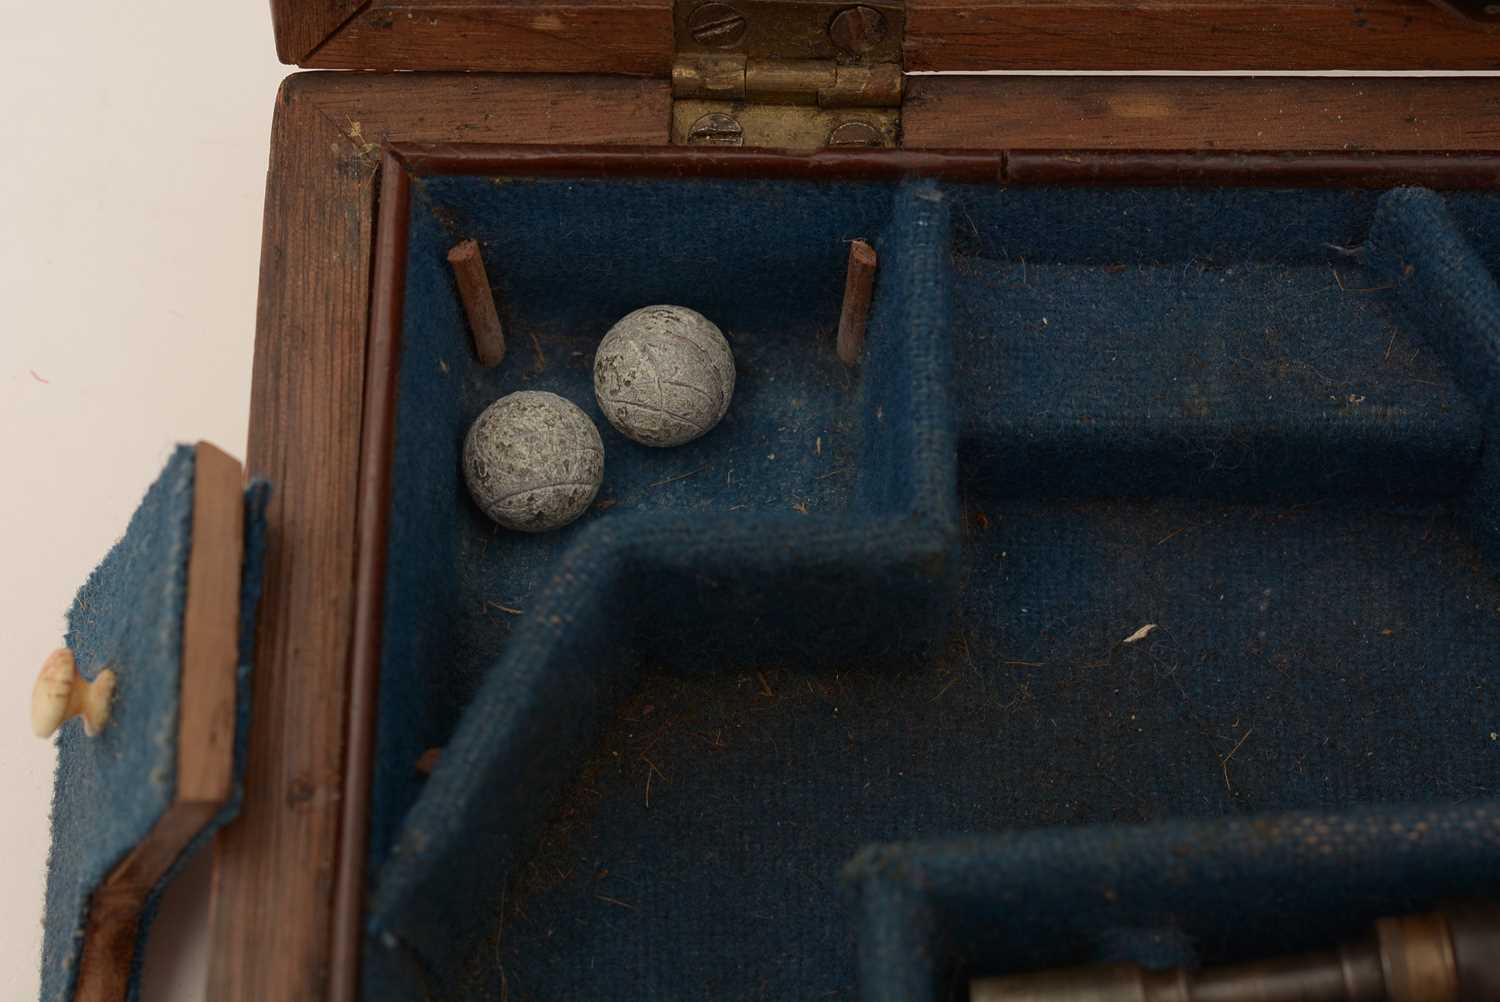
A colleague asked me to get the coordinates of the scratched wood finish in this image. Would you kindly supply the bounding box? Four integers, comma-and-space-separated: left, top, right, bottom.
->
290, 72, 672, 147
904, 75, 1500, 152
206, 76, 378, 1002
289, 0, 1498, 72
207, 72, 671, 1002
77, 442, 244, 1001
904, 0, 1500, 71
304, 0, 674, 73
271, 0, 367, 64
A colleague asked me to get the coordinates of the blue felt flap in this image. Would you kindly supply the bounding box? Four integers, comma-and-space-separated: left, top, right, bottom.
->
39, 446, 271, 1002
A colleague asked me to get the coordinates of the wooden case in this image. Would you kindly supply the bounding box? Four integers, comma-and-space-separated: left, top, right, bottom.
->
120, 3, 1500, 1002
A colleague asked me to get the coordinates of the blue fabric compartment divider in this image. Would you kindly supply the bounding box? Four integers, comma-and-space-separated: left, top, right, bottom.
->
365, 183, 959, 1000
843, 185, 1500, 999
361, 176, 1500, 1001
1367, 187, 1500, 566
846, 801, 1500, 1002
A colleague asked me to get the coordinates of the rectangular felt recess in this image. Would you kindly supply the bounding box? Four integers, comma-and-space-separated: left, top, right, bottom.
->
362, 176, 1500, 1002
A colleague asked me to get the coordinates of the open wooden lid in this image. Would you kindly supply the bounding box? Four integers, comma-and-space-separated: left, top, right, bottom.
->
276, 0, 1500, 74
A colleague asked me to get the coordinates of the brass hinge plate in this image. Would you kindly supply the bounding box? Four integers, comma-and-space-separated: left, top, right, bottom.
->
672, 100, 900, 148
672, 0, 904, 149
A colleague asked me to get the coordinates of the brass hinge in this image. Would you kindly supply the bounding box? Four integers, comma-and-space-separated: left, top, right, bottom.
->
671, 1, 904, 149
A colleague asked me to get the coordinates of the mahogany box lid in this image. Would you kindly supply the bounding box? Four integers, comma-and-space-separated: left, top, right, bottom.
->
274, 0, 1500, 74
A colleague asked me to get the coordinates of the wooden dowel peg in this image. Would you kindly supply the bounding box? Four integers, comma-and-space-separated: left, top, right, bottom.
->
32, 648, 116, 738
837, 239, 878, 367
415, 747, 442, 775
447, 239, 507, 367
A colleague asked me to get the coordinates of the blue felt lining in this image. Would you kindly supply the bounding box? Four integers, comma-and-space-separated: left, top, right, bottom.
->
364, 183, 957, 1000
846, 801, 1500, 1001
950, 186, 1500, 267
40, 452, 270, 1002
953, 256, 1480, 500
360, 177, 1500, 1001
1367, 188, 1500, 569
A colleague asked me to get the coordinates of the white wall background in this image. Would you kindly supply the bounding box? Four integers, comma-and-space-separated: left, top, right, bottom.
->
0, 1, 283, 997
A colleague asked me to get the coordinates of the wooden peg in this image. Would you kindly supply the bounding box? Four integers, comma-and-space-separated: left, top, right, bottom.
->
32, 648, 116, 738
837, 239, 878, 367
447, 239, 507, 367
415, 747, 442, 775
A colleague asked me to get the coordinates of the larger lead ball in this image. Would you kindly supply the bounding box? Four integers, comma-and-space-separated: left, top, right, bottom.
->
593, 305, 736, 447
464, 391, 604, 532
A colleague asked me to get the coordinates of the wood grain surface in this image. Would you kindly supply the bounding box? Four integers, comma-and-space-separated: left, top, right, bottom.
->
904, 75, 1500, 151
289, 72, 672, 147
304, 0, 674, 73
77, 442, 244, 1001
904, 0, 1500, 71
271, 0, 368, 64
207, 77, 378, 1002
176, 444, 246, 806
286, 0, 1499, 73
391, 141, 1500, 188
207, 72, 671, 1002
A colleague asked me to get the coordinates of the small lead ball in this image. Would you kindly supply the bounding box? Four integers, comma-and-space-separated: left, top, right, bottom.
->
594, 305, 736, 447
464, 391, 604, 532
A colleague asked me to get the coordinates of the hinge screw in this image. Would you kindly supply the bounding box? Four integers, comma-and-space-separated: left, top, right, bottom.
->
828, 6, 886, 55
828, 121, 884, 147
688, 2, 748, 47
687, 112, 745, 146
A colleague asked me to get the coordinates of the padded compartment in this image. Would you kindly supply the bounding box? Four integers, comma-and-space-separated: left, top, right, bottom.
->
361, 176, 1500, 1002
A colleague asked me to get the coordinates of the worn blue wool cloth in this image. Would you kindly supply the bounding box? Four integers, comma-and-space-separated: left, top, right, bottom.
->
846, 801, 1500, 1002
365, 183, 957, 1000
1367, 188, 1500, 570
361, 178, 1500, 1001
40, 448, 269, 1002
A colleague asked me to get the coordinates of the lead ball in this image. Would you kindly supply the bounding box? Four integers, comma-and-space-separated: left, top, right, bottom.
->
463, 390, 604, 532
593, 305, 736, 447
